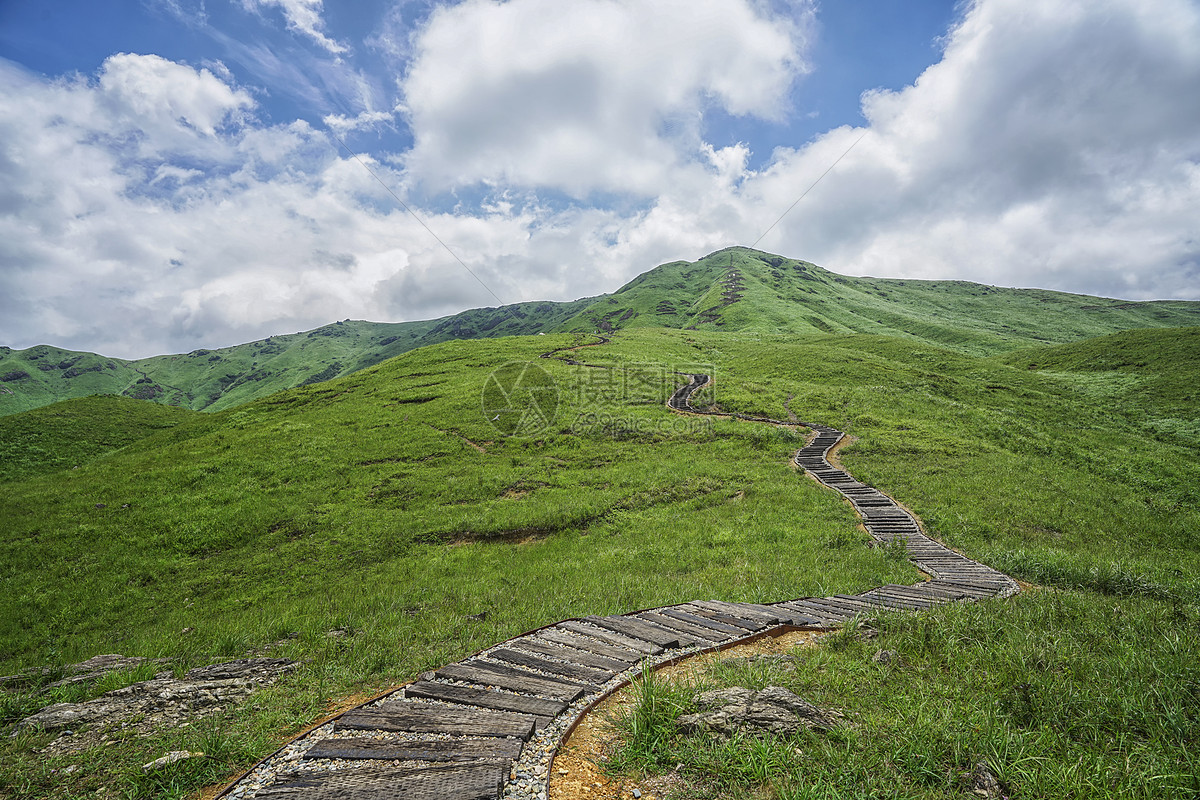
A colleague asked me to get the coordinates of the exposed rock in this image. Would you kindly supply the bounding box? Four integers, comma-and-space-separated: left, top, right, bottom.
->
677, 685, 834, 738
143, 750, 205, 771
966, 760, 1008, 799
13, 658, 298, 753
0, 653, 169, 691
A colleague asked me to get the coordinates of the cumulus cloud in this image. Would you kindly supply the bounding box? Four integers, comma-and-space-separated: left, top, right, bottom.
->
400, 0, 811, 196
2, 0, 1199, 360
744, 0, 1200, 299
242, 0, 348, 54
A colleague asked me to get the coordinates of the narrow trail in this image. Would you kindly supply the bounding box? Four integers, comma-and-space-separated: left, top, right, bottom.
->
218, 340, 1018, 800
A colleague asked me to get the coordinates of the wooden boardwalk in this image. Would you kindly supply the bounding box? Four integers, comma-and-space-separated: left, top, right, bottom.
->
220, 369, 1017, 800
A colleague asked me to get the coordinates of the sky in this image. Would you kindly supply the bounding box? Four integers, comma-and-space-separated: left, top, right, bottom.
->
1, 0, 1198, 359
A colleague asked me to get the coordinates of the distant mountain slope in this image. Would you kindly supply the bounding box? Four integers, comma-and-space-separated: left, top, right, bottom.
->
3, 246, 1198, 417
0, 394, 196, 483
560, 247, 1200, 354
0, 296, 598, 416
1002, 327, 1200, 441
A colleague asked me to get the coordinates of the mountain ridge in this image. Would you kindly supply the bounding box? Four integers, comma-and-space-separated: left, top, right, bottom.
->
4, 246, 1199, 416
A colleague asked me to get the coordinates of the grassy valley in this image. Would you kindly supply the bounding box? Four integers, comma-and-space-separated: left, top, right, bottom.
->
0, 249, 1198, 798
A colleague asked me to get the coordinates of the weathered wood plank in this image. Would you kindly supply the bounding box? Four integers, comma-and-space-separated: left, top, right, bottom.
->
403, 680, 567, 718
678, 603, 764, 631
434, 662, 586, 702
799, 597, 873, 616
536, 629, 644, 662
691, 600, 783, 626
514, 637, 634, 671
336, 703, 535, 739
487, 648, 615, 684
584, 615, 685, 648
304, 736, 523, 763
777, 600, 852, 623
557, 621, 664, 655
257, 761, 504, 800
861, 590, 934, 609
657, 606, 749, 635
636, 611, 724, 643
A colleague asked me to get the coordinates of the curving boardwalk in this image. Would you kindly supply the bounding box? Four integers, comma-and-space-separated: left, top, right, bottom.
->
219, 366, 1017, 800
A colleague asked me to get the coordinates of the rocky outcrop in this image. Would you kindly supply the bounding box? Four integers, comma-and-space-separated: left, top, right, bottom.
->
677, 685, 835, 738
12, 658, 297, 747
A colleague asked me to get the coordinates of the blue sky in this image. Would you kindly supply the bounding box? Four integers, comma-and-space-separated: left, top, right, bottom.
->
1, 0, 1198, 357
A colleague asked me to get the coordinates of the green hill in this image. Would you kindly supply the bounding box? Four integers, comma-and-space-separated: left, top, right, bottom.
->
0, 297, 597, 417
561, 247, 1200, 353
0, 395, 197, 483
5, 247, 1198, 419
1, 322, 1198, 797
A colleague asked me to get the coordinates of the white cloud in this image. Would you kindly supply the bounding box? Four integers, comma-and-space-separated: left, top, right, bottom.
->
242, 0, 348, 54
400, 0, 812, 196
323, 108, 396, 135
739, 0, 1200, 300
3, 0, 1199, 361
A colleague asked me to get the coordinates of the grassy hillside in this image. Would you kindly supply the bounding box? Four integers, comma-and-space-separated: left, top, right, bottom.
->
6, 247, 1198, 420
0, 297, 597, 417
1, 324, 1198, 798
1003, 326, 1200, 441
562, 247, 1200, 354
0, 395, 196, 483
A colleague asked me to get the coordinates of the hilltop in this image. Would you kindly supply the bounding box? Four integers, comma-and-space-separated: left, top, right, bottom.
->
4, 248, 1198, 417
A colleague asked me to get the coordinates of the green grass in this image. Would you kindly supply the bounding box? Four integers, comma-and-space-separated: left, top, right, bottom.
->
6, 247, 1199, 420
0, 395, 196, 483
0, 298, 599, 417
609, 591, 1200, 799
1, 321, 1198, 798
560, 248, 1200, 355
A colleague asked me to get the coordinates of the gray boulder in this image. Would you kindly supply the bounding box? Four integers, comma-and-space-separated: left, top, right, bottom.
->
678, 685, 834, 737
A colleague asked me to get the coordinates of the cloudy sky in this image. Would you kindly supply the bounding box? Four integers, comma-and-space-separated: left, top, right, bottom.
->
2, 0, 1198, 358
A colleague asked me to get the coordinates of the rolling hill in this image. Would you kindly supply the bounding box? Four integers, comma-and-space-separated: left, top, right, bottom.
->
1, 250, 1199, 798
0, 296, 598, 416
4, 247, 1198, 418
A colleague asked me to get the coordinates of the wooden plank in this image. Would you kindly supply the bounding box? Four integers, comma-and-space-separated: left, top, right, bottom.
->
536, 629, 644, 662
258, 761, 504, 800
679, 603, 763, 631
693, 600, 784, 625
758, 603, 827, 626
487, 648, 615, 684
636, 611, 724, 643
932, 574, 1008, 588
513, 637, 634, 671
658, 606, 750, 635
799, 597, 873, 616
337, 703, 536, 739
862, 586, 947, 605
778, 600, 853, 623
304, 736, 523, 763
857, 591, 928, 610
878, 584, 956, 601
925, 580, 997, 598
584, 615, 685, 648
557, 621, 664, 655
403, 680, 567, 718
434, 662, 586, 702
931, 579, 1008, 595
863, 590, 935, 609
829, 594, 892, 610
